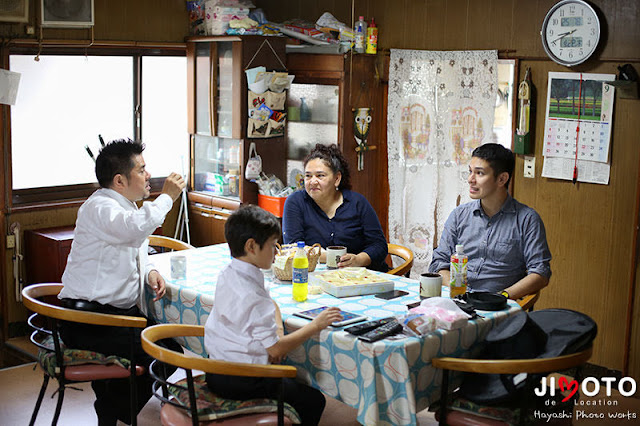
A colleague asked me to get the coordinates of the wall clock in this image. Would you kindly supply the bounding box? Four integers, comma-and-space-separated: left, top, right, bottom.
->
540, 0, 601, 67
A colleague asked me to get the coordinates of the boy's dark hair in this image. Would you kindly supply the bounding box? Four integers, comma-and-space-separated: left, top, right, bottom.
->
471, 143, 515, 187
95, 139, 145, 188
304, 143, 351, 190
225, 205, 281, 258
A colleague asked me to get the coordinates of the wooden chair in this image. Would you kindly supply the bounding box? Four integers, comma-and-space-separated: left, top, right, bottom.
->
148, 235, 195, 253
141, 323, 299, 426
22, 283, 147, 426
432, 346, 593, 426
517, 290, 541, 312
387, 243, 414, 277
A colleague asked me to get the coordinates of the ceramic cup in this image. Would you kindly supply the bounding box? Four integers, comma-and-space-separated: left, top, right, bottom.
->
326, 246, 347, 269
170, 255, 187, 280
420, 272, 442, 298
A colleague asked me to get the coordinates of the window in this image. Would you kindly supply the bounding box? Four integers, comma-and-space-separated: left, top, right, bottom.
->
141, 56, 188, 178
9, 49, 187, 204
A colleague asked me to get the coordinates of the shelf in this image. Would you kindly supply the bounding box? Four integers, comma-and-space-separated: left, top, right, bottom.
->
190, 190, 241, 204
288, 120, 338, 125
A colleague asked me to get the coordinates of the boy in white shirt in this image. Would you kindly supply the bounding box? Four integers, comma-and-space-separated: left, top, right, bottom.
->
205, 205, 341, 425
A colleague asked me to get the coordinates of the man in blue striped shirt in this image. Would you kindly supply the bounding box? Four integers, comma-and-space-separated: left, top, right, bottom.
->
429, 144, 551, 299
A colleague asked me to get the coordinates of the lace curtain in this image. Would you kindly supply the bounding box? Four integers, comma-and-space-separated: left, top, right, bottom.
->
387, 49, 498, 278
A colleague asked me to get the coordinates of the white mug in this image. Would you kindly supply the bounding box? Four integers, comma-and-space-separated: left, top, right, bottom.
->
170, 255, 187, 280
420, 273, 442, 298
326, 246, 347, 269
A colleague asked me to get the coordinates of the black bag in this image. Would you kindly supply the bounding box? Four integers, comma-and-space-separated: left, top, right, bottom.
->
459, 308, 597, 405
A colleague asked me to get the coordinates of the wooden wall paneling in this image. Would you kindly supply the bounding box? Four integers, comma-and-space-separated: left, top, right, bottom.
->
424, 0, 447, 49
611, 0, 640, 59
343, 55, 380, 206
403, 0, 430, 50
511, 0, 543, 55
0, 0, 187, 42
441, 0, 468, 50
490, 0, 517, 49
378, 81, 390, 238
5, 207, 80, 325
466, 0, 496, 49
512, 60, 640, 372
589, 0, 616, 61
40, 0, 187, 42
329, 0, 354, 27
366, 0, 391, 47
271, 0, 302, 22
611, 99, 640, 374
354, 0, 370, 19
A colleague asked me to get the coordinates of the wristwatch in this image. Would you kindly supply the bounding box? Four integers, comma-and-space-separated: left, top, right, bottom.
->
500, 290, 510, 299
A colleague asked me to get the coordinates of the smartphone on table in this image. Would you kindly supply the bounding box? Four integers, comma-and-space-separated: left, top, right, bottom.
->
293, 306, 367, 327
375, 290, 409, 300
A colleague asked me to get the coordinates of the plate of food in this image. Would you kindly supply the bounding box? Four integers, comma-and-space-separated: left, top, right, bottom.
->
310, 267, 394, 297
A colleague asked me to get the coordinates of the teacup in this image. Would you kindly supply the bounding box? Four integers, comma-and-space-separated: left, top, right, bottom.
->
420, 272, 442, 298
326, 246, 347, 269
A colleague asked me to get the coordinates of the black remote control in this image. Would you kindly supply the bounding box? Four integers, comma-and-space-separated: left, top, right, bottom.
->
358, 320, 403, 343
344, 317, 396, 336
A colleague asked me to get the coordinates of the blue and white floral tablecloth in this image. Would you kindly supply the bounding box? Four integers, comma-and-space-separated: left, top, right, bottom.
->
145, 243, 520, 426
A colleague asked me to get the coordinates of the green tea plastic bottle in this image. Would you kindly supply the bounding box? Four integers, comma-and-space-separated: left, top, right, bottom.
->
449, 244, 468, 297
292, 241, 309, 302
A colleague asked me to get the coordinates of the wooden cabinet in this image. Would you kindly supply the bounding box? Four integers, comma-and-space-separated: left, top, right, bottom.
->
24, 226, 75, 284
186, 36, 288, 246
187, 192, 238, 246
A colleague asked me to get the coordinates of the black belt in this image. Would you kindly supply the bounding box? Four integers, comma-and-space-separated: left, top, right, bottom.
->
61, 298, 138, 316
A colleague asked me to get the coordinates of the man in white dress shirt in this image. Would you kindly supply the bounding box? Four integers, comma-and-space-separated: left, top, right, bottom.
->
58, 139, 185, 426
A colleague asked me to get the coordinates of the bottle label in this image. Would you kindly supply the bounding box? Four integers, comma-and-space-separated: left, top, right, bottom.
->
366, 30, 377, 54
292, 267, 308, 284
449, 255, 468, 297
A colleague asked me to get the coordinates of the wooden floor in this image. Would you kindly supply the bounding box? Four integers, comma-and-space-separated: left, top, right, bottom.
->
2, 338, 639, 425
0, 338, 437, 425
0, 361, 439, 425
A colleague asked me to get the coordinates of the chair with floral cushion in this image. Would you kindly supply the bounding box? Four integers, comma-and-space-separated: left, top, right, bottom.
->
22, 283, 147, 426
141, 323, 300, 426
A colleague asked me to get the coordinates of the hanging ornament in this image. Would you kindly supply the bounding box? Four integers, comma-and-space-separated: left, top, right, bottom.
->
353, 107, 375, 171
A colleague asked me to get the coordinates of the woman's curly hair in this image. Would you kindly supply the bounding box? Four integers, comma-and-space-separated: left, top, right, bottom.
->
303, 143, 351, 190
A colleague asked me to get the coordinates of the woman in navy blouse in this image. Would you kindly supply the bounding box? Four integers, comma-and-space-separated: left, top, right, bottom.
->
282, 144, 389, 272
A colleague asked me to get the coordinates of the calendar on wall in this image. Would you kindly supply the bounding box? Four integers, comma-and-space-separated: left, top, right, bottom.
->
541, 72, 615, 185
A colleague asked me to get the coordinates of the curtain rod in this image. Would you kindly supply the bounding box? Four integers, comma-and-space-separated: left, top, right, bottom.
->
5, 38, 186, 49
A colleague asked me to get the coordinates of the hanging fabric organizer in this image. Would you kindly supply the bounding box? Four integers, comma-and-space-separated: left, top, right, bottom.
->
246, 39, 290, 138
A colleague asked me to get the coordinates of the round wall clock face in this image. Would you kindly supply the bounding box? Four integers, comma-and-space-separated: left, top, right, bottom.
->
541, 0, 601, 67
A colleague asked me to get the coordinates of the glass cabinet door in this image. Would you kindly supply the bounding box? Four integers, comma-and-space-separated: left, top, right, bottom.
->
194, 41, 235, 137
286, 83, 339, 160
216, 42, 234, 137
195, 43, 211, 135
286, 83, 339, 186
193, 134, 241, 199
